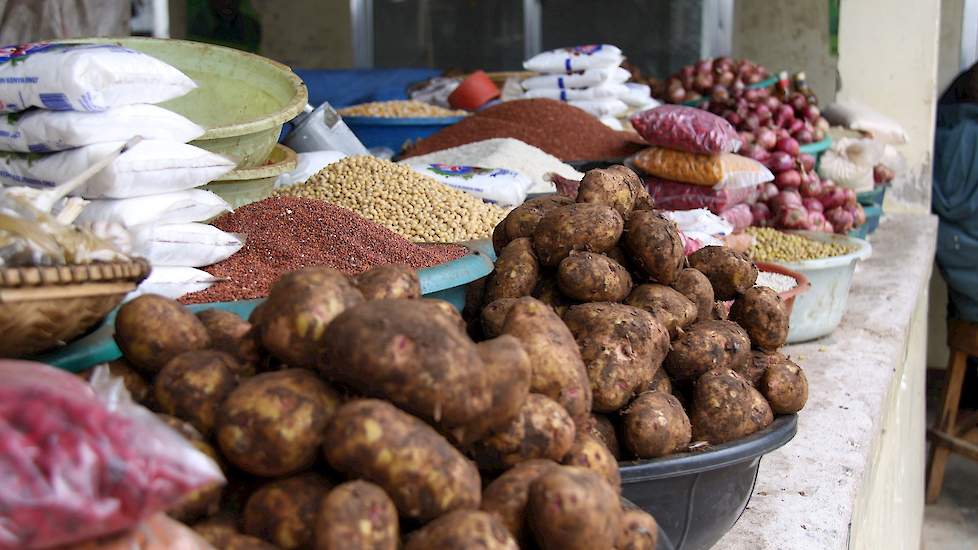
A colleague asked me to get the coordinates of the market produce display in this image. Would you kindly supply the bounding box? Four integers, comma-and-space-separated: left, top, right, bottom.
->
466, 164, 808, 463
658, 57, 770, 105
338, 99, 466, 118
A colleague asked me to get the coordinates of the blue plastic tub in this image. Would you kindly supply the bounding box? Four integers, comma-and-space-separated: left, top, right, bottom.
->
849, 203, 882, 239
857, 185, 887, 207
343, 115, 464, 152
29, 243, 494, 373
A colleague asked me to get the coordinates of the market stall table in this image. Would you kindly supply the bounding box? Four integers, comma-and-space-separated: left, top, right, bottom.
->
718, 212, 936, 549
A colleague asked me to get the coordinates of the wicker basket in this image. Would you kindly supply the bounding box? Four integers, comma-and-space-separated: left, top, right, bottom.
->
0, 259, 151, 358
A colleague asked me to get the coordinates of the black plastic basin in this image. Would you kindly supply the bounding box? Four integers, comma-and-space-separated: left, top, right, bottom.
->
620, 414, 797, 550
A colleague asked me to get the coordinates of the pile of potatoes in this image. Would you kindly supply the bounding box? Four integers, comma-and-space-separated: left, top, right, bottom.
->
91, 262, 655, 550
467, 164, 808, 463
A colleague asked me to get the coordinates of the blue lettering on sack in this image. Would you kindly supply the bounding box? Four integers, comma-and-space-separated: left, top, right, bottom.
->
557, 76, 565, 89
28, 143, 51, 153
559, 90, 567, 101
39, 93, 72, 111
79, 91, 100, 112
565, 58, 572, 72
0, 168, 56, 187
0, 76, 38, 84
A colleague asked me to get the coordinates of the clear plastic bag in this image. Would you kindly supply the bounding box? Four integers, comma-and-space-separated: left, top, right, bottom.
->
817, 137, 885, 192
644, 176, 760, 212
0, 361, 224, 549
629, 105, 742, 155
719, 203, 754, 233
59, 514, 214, 550
631, 147, 772, 189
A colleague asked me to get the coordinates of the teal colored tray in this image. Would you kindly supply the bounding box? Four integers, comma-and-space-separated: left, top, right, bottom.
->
857, 185, 887, 207
30, 241, 494, 373
798, 136, 832, 155
681, 75, 778, 106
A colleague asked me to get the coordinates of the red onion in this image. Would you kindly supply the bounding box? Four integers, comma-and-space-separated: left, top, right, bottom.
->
724, 111, 742, 127
765, 96, 781, 111
767, 151, 795, 173
710, 85, 730, 102
852, 204, 867, 226
794, 129, 814, 144
754, 104, 772, 122
668, 87, 686, 103
755, 127, 777, 150
696, 59, 714, 74
776, 137, 800, 157
770, 189, 803, 214
800, 176, 824, 198
787, 119, 805, 135
762, 182, 779, 201
813, 128, 826, 142
731, 80, 746, 97
821, 187, 847, 210
739, 131, 755, 144
825, 207, 854, 234
744, 88, 764, 102
802, 197, 824, 213
777, 104, 795, 123
874, 164, 895, 184
747, 72, 763, 85
821, 220, 834, 233
843, 187, 858, 208
798, 153, 816, 172
808, 210, 827, 230
778, 206, 810, 230
745, 145, 771, 163
789, 92, 807, 112
750, 202, 772, 226
743, 114, 760, 131
775, 169, 802, 189
694, 73, 714, 91
718, 71, 736, 87
803, 104, 821, 123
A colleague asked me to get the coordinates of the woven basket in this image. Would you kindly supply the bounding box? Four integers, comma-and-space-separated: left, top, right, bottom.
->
0, 259, 151, 358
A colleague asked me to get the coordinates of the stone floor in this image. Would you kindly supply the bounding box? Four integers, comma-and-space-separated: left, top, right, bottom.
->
923, 369, 978, 549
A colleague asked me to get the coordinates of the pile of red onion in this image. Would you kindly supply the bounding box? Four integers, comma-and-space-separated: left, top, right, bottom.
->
660, 57, 769, 105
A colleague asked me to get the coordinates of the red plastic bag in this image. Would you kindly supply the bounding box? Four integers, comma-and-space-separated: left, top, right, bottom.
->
0, 361, 224, 549
630, 105, 742, 155
719, 203, 754, 233
644, 176, 759, 213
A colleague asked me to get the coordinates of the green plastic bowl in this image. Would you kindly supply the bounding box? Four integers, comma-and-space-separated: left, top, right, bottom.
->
70, 37, 307, 169
203, 143, 297, 208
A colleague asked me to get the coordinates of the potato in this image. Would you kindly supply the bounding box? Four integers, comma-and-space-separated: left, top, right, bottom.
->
225, 534, 280, 550
216, 369, 340, 477
532, 203, 624, 267
420, 298, 467, 332
154, 350, 239, 436
624, 284, 697, 338
622, 211, 684, 284
622, 391, 692, 459
758, 354, 808, 414
585, 414, 621, 459
405, 510, 519, 550
115, 294, 210, 374
562, 431, 621, 493
256, 267, 364, 369
315, 480, 398, 550
743, 351, 782, 386
671, 268, 715, 322
193, 518, 239, 549
450, 335, 532, 444
482, 298, 518, 339
480, 459, 559, 543
527, 466, 621, 550
323, 399, 481, 521
690, 368, 774, 444
637, 366, 672, 395
712, 300, 729, 320
616, 506, 659, 550
502, 195, 576, 246
492, 220, 509, 256
353, 264, 421, 301
730, 286, 789, 351
687, 246, 758, 301
243, 473, 332, 550
664, 320, 752, 383
606, 165, 648, 211
464, 277, 487, 322
321, 299, 491, 428
557, 252, 633, 302
81, 358, 151, 405
167, 437, 224, 522
196, 309, 255, 376
472, 393, 576, 470
576, 167, 636, 217
502, 297, 592, 422
485, 238, 540, 303
531, 277, 574, 318
604, 245, 632, 271
563, 303, 669, 412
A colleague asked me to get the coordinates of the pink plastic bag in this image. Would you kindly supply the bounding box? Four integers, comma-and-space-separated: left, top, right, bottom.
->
644, 176, 759, 213
630, 105, 742, 154
719, 203, 754, 233
0, 361, 224, 549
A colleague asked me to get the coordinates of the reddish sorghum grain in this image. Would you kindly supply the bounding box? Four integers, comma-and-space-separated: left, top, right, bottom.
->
179, 197, 467, 304
401, 98, 647, 162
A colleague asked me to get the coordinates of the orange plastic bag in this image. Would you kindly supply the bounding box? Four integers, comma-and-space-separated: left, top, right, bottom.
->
631, 147, 772, 189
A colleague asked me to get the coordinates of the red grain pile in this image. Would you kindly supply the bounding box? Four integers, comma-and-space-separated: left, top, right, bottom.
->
401, 98, 647, 161
179, 197, 467, 304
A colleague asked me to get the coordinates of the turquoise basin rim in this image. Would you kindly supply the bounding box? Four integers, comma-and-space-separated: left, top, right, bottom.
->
343, 116, 466, 126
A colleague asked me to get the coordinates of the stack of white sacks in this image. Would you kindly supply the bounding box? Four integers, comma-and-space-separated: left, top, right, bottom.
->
0, 42, 242, 298
521, 44, 659, 128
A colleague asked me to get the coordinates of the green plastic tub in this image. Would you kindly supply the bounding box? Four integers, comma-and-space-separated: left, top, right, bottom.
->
70, 37, 307, 169
203, 144, 297, 208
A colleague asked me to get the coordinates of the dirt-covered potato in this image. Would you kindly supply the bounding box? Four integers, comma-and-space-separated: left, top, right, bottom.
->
225, 534, 280, 550
604, 245, 633, 271
532, 277, 575, 318
622, 391, 692, 459
167, 436, 225, 523
606, 165, 648, 211
321, 299, 491, 429
420, 298, 467, 332
256, 267, 364, 369
743, 351, 783, 386
243, 473, 332, 550
482, 298, 518, 339
527, 466, 621, 550
472, 393, 576, 470
154, 350, 239, 436
492, 220, 509, 255
193, 517, 239, 549
730, 286, 789, 351
502, 297, 592, 422
480, 459, 558, 544
563, 431, 621, 493
671, 268, 715, 322
405, 510, 519, 550
315, 480, 398, 550
758, 354, 808, 414
563, 303, 669, 412
501, 195, 576, 249
616, 505, 659, 550
195, 309, 256, 378
576, 167, 637, 217
637, 366, 672, 395
485, 238, 540, 303
687, 246, 758, 301
586, 414, 621, 459
354, 264, 421, 301
532, 203, 624, 267
451, 335, 532, 444
622, 211, 684, 284
216, 369, 340, 477
557, 252, 633, 302
624, 284, 697, 338
323, 399, 481, 521
81, 358, 151, 405
691, 368, 774, 444
712, 301, 729, 320
664, 320, 752, 383
115, 294, 210, 374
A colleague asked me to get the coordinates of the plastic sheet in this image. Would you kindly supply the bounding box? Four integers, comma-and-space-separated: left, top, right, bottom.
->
630, 105, 742, 155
